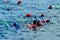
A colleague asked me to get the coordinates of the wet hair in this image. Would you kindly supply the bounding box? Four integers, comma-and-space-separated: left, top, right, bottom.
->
13, 23, 16, 27
46, 20, 50, 23
33, 20, 37, 24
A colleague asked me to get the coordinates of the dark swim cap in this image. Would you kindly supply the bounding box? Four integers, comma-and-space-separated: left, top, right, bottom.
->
13, 22, 17, 27
48, 5, 53, 9
46, 20, 50, 23
33, 20, 37, 24
39, 14, 45, 17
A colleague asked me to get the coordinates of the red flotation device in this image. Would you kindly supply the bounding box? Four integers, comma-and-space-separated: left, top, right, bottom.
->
31, 24, 35, 27
26, 13, 31, 17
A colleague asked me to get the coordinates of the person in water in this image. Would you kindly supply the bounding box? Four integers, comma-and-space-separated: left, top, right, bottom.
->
48, 5, 53, 9
26, 19, 43, 31
41, 19, 50, 23
33, 20, 43, 26
46, 19, 50, 23
39, 15, 50, 23
39, 14, 45, 17
26, 23, 36, 31
13, 22, 20, 30
17, 0, 22, 5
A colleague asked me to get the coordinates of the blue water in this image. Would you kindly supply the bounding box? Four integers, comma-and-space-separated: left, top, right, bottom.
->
0, 0, 60, 40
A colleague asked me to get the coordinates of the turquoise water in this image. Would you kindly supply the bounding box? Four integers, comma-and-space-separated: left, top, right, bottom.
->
0, 0, 60, 40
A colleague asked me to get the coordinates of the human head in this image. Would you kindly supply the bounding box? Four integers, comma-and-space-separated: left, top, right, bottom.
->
46, 20, 50, 23
39, 14, 45, 17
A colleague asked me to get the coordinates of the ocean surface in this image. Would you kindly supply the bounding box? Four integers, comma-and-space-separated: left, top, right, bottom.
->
0, 0, 60, 40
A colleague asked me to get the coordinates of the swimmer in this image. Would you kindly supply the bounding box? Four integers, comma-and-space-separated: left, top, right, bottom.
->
13, 22, 20, 30
17, 0, 22, 5
37, 21, 43, 26
33, 20, 43, 26
26, 23, 32, 29
39, 14, 45, 17
48, 5, 53, 9
33, 20, 37, 25
41, 20, 46, 23
41, 19, 50, 23
26, 23, 36, 31
46, 19, 50, 23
